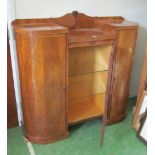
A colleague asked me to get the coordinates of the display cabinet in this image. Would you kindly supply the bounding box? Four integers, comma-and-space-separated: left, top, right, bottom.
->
12, 11, 138, 144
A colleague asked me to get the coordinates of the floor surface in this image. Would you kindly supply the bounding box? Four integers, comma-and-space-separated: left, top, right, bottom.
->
7, 98, 147, 155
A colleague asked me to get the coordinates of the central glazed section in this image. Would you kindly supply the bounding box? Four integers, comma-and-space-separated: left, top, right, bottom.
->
68, 45, 112, 124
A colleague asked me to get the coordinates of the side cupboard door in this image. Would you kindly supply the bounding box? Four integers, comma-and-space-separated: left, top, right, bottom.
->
32, 33, 67, 142
108, 29, 137, 123
17, 32, 68, 143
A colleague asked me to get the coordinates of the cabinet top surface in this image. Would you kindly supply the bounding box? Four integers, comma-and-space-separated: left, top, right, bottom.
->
13, 23, 69, 34
12, 11, 138, 47
12, 11, 138, 31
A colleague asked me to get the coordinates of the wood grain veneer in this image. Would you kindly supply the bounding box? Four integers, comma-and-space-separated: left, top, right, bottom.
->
14, 25, 68, 144
107, 29, 138, 123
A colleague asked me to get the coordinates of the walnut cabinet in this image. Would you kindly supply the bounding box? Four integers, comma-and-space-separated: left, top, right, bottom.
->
12, 11, 138, 144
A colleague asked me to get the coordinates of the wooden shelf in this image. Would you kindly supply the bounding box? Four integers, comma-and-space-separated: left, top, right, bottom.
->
68, 94, 105, 124
69, 65, 108, 77
69, 45, 112, 76
68, 71, 108, 100
12, 12, 138, 143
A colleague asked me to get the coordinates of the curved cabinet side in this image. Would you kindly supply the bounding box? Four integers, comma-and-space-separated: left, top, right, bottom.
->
108, 29, 138, 124
15, 32, 68, 144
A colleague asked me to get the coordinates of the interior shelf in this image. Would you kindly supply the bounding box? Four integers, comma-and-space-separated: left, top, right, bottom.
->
68, 93, 105, 124
68, 71, 108, 100
69, 45, 112, 76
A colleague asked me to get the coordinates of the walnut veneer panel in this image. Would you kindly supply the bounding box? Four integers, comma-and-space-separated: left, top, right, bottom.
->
69, 29, 115, 44
108, 29, 137, 122
15, 31, 68, 144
